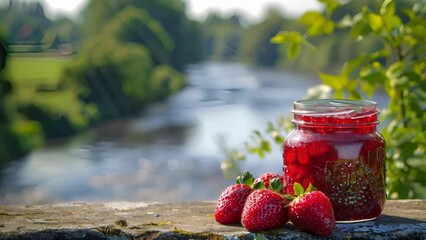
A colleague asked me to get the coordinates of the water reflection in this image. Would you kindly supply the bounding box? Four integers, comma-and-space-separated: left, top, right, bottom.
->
0, 62, 388, 205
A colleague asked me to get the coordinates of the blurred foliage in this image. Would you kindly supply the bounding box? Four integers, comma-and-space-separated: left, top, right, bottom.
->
225, 0, 426, 199
59, 0, 202, 123
0, 34, 43, 165
62, 5, 187, 121
204, 0, 415, 74
202, 12, 246, 61
0, 0, 201, 161
239, 9, 289, 67
0, 2, 51, 43
81, 0, 203, 70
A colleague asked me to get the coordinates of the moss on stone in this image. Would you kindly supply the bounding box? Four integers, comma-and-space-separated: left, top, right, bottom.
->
115, 219, 128, 227
141, 221, 173, 226
172, 227, 224, 240
95, 225, 124, 236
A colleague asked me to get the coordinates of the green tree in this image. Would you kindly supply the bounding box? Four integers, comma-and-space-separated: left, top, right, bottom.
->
62, 6, 185, 121
0, 35, 43, 163
81, 0, 203, 70
0, 2, 52, 44
202, 12, 246, 60
42, 17, 81, 50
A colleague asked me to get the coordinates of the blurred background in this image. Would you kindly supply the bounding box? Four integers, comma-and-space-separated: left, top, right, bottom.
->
0, 0, 423, 205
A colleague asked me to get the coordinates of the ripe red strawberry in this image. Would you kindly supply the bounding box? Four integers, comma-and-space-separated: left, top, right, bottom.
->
253, 172, 281, 188
296, 145, 310, 164
283, 146, 297, 163
241, 178, 290, 232
306, 141, 338, 167
288, 183, 336, 236
214, 171, 255, 224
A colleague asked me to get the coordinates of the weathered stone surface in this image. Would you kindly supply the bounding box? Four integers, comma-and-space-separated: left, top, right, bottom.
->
0, 200, 425, 239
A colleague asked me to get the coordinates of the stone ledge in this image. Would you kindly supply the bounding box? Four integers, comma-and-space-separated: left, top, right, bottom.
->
0, 200, 425, 239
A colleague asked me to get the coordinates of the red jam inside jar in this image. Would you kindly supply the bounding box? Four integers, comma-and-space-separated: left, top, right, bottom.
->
283, 99, 386, 222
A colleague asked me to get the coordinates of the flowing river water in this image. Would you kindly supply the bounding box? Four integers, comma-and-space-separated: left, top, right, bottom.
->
0, 62, 388, 205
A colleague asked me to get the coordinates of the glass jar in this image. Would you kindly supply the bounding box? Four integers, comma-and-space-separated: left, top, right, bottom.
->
282, 99, 386, 222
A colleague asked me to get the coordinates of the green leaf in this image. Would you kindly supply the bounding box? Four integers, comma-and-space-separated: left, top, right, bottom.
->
270, 178, 283, 193
382, 14, 402, 31
388, 61, 404, 77
368, 49, 389, 61
306, 183, 316, 193
300, 11, 323, 24
288, 42, 301, 59
294, 182, 304, 197
274, 135, 285, 144
300, 11, 335, 36
361, 71, 389, 84
351, 9, 371, 39
367, 13, 383, 32
380, 0, 396, 16
236, 176, 242, 184
319, 73, 349, 98
360, 81, 378, 98
284, 194, 295, 201
266, 121, 275, 132
253, 181, 265, 190
270, 31, 303, 44
349, 90, 363, 99
346, 78, 359, 92
351, 19, 370, 39
260, 140, 271, 153
253, 130, 262, 137
402, 34, 418, 47
402, 70, 421, 82
242, 170, 255, 186
398, 139, 418, 161
342, 54, 366, 76
402, 8, 416, 20
319, 0, 340, 16
318, 72, 348, 91
257, 149, 265, 158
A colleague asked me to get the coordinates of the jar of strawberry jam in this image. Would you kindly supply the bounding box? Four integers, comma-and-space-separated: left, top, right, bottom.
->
283, 99, 386, 222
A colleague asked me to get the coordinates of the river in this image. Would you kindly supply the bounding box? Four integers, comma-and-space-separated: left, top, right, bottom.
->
0, 62, 388, 205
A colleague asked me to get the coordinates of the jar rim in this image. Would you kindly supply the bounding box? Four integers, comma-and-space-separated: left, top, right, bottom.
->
292, 99, 378, 117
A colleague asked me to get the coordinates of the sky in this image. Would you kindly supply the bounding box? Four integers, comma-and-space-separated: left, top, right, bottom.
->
21, 0, 322, 22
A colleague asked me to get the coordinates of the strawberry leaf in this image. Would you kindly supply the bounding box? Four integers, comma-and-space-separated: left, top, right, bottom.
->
253, 181, 265, 190
306, 183, 317, 193
242, 170, 255, 186
236, 176, 242, 184
284, 194, 295, 201
270, 178, 283, 193
294, 182, 305, 196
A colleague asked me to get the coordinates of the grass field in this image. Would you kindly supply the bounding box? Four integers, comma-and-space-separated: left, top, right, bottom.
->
5, 53, 89, 127
6, 53, 70, 88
